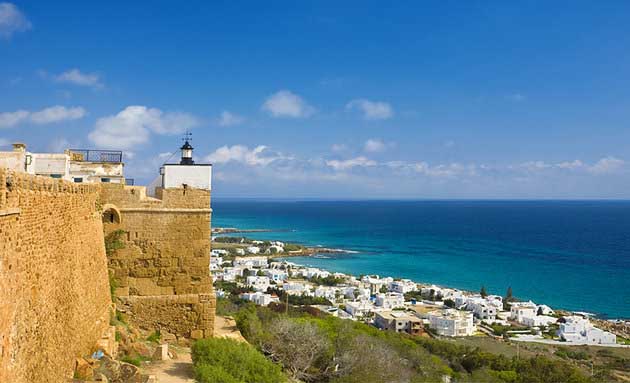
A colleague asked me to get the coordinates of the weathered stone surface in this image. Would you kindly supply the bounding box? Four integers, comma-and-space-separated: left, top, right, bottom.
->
0, 170, 111, 383
190, 330, 204, 340
75, 358, 94, 380
100, 184, 215, 338
96, 356, 141, 383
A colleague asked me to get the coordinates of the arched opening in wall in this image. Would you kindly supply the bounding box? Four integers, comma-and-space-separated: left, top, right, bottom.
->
102, 205, 122, 225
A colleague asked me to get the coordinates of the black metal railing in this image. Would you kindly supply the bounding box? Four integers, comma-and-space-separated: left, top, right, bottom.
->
69, 149, 123, 163
125, 178, 135, 185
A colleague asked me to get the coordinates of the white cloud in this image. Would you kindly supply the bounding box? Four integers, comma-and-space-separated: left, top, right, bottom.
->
217, 111, 244, 127
556, 160, 584, 170
386, 161, 477, 178
0, 109, 29, 128
515, 157, 625, 175
88, 106, 199, 149
326, 156, 377, 171
0, 106, 86, 128
331, 143, 347, 152
30, 106, 86, 124
205, 145, 282, 166
588, 157, 625, 175
262, 90, 314, 118
0, 2, 31, 39
346, 99, 393, 120
364, 138, 388, 153
54, 68, 103, 89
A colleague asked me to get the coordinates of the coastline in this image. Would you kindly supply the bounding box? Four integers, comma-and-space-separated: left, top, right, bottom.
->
213, 226, 629, 324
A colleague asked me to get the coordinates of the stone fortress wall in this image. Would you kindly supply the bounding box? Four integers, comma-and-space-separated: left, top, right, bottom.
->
0, 169, 112, 383
100, 183, 215, 340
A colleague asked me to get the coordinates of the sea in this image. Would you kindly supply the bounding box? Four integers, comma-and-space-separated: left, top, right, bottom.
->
212, 199, 630, 319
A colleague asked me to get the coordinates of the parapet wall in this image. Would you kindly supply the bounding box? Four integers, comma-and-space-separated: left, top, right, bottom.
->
0, 169, 112, 383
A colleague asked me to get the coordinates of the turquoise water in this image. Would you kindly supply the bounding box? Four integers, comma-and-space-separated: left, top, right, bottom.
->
213, 200, 630, 319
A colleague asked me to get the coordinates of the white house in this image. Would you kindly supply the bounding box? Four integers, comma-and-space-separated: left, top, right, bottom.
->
0, 143, 126, 184
388, 279, 417, 294
211, 249, 228, 257
470, 301, 497, 321
210, 256, 223, 271
510, 301, 538, 324
521, 315, 557, 328
246, 276, 270, 292
246, 246, 261, 254
345, 300, 375, 318
265, 245, 284, 254
375, 292, 405, 309
219, 267, 243, 282
283, 282, 312, 296
427, 309, 475, 337
421, 285, 444, 299
344, 287, 371, 300
235, 248, 245, 256
264, 269, 289, 282
240, 292, 279, 307
314, 286, 339, 301
302, 268, 331, 279
234, 256, 268, 268
558, 316, 616, 345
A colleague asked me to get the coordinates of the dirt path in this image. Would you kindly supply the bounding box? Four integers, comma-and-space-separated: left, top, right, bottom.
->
141, 317, 245, 382
214, 315, 247, 343
142, 347, 195, 383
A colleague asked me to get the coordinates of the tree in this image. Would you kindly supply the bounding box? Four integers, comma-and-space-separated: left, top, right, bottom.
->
504, 286, 514, 310
444, 299, 456, 308
262, 318, 331, 382
334, 334, 413, 383
480, 286, 488, 298
379, 285, 388, 293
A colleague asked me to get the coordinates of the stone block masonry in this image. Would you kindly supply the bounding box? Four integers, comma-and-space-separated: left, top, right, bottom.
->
100, 183, 215, 339
0, 169, 112, 383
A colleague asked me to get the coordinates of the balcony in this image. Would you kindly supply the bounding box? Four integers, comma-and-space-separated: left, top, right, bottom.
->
69, 149, 123, 163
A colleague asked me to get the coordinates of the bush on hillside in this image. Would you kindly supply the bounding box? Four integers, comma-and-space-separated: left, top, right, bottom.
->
192, 337, 286, 383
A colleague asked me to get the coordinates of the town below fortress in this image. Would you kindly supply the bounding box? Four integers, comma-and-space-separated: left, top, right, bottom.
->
209, 230, 629, 345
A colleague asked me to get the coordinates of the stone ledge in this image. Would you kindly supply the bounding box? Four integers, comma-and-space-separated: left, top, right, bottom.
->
119, 293, 202, 304
119, 208, 212, 213
0, 207, 20, 217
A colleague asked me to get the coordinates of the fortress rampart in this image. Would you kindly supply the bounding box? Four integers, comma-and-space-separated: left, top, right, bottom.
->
0, 169, 112, 383
100, 183, 215, 340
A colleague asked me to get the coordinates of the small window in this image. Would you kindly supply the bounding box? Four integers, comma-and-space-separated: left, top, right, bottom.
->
101, 177, 111, 183
50, 174, 62, 179
73, 177, 83, 183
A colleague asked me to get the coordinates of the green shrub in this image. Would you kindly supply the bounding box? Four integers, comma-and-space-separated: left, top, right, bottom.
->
121, 355, 144, 367
192, 337, 286, 383
147, 330, 161, 343
104, 229, 126, 256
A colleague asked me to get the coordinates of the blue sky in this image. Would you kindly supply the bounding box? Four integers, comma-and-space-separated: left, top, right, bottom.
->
1, 1, 629, 198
